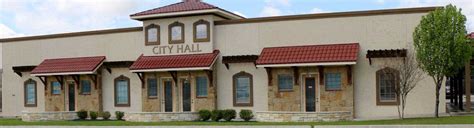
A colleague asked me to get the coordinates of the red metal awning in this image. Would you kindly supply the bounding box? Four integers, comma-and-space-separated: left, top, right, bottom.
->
256, 43, 359, 67
31, 56, 105, 76
130, 50, 220, 72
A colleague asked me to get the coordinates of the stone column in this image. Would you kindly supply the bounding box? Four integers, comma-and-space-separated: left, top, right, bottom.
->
465, 62, 471, 112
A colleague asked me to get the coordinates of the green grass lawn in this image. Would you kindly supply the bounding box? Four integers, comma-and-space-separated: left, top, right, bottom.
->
0, 116, 473, 126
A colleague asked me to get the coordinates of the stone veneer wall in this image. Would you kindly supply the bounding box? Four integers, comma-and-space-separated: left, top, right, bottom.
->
255, 111, 352, 122
320, 66, 353, 112
21, 111, 78, 122
142, 71, 216, 112
124, 112, 199, 122
44, 75, 101, 112
267, 66, 353, 113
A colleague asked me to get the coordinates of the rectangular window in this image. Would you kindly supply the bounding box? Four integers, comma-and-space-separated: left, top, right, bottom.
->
278, 74, 293, 91
116, 80, 129, 105
236, 77, 251, 104
25, 81, 36, 106
147, 78, 158, 98
325, 73, 342, 90
80, 80, 91, 95
196, 76, 208, 97
51, 81, 61, 95
380, 73, 396, 101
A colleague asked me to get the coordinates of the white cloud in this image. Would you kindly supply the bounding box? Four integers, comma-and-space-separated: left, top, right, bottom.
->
310, 8, 325, 14
398, 0, 474, 32
375, 0, 385, 4
232, 11, 247, 18
0, 0, 161, 36
260, 6, 282, 17
0, 23, 24, 38
265, 0, 291, 7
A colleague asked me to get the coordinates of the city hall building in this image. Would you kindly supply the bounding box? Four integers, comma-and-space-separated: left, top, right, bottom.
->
0, 0, 450, 122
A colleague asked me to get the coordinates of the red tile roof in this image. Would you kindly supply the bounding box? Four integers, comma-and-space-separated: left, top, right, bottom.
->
131, 0, 218, 17
469, 32, 474, 39
130, 50, 220, 71
256, 43, 360, 65
31, 56, 105, 75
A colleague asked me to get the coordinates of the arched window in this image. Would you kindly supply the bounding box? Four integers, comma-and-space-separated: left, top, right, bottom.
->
145, 24, 160, 45
168, 22, 185, 44
233, 71, 253, 106
115, 75, 130, 107
376, 67, 400, 105
24, 79, 37, 107
193, 20, 210, 42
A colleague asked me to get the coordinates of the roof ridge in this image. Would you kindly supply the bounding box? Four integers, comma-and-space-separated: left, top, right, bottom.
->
262, 43, 359, 49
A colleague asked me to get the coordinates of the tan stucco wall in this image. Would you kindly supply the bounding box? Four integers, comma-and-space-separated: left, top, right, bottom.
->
214, 13, 446, 119
0, 11, 445, 120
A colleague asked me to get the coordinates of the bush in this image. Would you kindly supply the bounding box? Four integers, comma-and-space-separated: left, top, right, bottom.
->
239, 109, 254, 121
115, 111, 125, 120
198, 109, 211, 121
222, 109, 236, 121
210, 110, 223, 122
102, 111, 111, 120
89, 111, 98, 120
77, 110, 88, 120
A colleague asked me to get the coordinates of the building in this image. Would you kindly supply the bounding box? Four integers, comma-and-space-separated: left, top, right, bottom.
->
0, 0, 454, 122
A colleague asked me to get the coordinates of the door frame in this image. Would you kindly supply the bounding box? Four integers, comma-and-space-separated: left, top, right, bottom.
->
65, 80, 77, 112
161, 78, 174, 112
178, 77, 194, 112
300, 73, 320, 112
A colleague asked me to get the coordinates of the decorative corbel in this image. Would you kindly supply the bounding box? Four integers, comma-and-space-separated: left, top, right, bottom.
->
292, 67, 299, 85
205, 70, 213, 87
169, 71, 178, 85
135, 72, 145, 88
87, 74, 98, 89
37, 76, 47, 90
265, 67, 272, 86
54, 76, 64, 90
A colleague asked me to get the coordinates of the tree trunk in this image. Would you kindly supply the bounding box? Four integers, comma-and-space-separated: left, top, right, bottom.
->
434, 77, 442, 118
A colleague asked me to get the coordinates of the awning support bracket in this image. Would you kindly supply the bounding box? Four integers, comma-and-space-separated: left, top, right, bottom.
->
135, 72, 145, 88
318, 66, 324, 85
37, 76, 47, 90
265, 67, 272, 86
15, 72, 22, 77
205, 70, 213, 87
72, 75, 80, 89
224, 63, 230, 70
292, 67, 299, 85
169, 71, 178, 85
347, 65, 352, 85
87, 74, 98, 89
54, 76, 64, 90
106, 68, 112, 74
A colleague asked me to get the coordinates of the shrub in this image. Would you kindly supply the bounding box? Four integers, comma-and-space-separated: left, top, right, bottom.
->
210, 110, 223, 122
222, 109, 236, 121
198, 109, 211, 121
115, 111, 125, 120
102, 111, 111, 120
77, 110, 88, 120
239, 109, 254, 121
89, 111, 98, 120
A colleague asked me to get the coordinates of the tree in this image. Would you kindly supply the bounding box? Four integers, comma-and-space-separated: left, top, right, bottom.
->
380, 53, 424, 119
413, 4, 471, 118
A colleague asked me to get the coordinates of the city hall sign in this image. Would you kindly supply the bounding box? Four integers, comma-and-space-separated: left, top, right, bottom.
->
152, 44, 203, 55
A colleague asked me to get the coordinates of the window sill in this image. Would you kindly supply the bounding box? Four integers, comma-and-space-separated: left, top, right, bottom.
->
115, 104, 130, 107
325, 89, 342, 91
278, 89, 293, 92
196, 96, 208, 98
148, 96, 158, 99
80, 93, 91, 95
145, 42, 160, 46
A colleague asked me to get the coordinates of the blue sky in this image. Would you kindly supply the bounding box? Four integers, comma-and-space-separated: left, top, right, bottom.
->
0, 0, 473, 38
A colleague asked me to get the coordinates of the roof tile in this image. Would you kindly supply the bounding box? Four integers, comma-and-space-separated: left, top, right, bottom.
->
256, 43, 360, 65
131, 0, 217, 17
31, 56, 105, 74
130, 50, 219, 70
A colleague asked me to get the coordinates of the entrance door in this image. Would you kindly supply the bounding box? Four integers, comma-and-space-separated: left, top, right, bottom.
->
164, 80, 173, 112
182, 80, 191, 112
68, 82, 75, 111
305, 77, 316, 112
